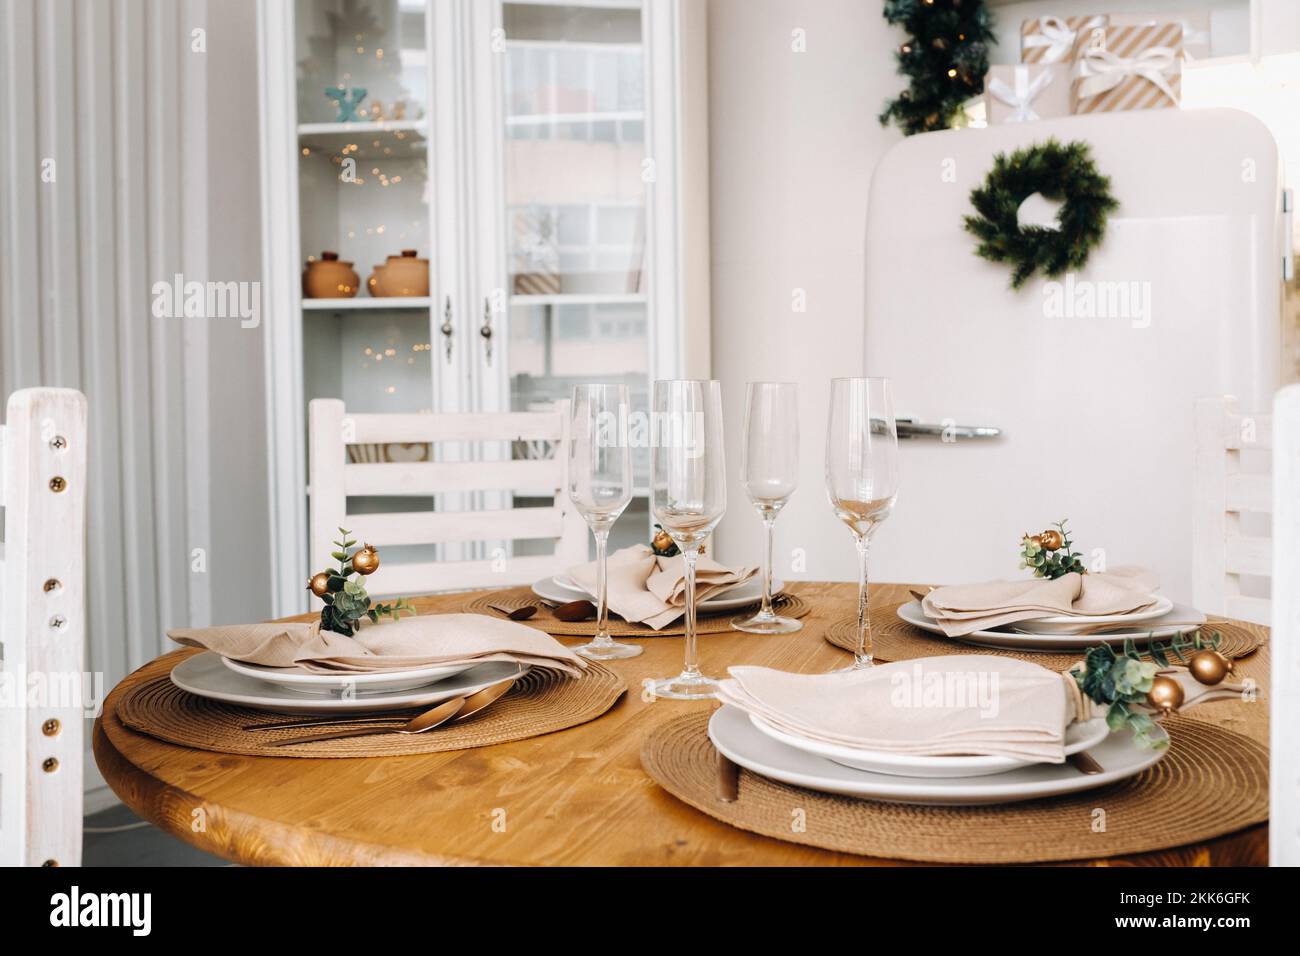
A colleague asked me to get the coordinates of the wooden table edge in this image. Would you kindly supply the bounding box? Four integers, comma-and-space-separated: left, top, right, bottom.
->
92, 714, 502, 867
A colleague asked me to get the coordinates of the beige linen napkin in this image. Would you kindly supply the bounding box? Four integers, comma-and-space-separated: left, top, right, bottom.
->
920, 566, 1160, 636
168, 613, 586, 677
567, 543, 756, 630
717, 656, 1074, 762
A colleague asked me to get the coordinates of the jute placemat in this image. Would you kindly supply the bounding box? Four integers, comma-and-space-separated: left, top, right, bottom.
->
825, 604, 1266, 670
461, 586, 811, 637
640, 711, 1268, 864
115, 653, 626, 758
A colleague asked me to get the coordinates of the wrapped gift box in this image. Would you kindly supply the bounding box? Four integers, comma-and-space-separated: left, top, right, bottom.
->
1071, 22, 1182, 114
1020, 14, 1108, 64
1110, 11, 1211, 61
984, 64, 1070, 125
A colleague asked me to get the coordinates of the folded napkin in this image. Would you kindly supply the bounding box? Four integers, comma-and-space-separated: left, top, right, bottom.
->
168, 613, 587, 677
567, 543, 756, 630
717, 656, 1073, 762
921, 566, 1160, 637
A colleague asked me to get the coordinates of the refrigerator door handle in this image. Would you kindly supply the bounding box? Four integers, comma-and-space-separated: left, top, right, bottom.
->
894, 418, 1003, 440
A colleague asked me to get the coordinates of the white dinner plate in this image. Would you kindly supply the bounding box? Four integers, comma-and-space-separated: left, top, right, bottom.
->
749, 714, 1110, 778
531, 574, 781, 614
709, 705, 1167, 806
171, 652, 527, 714
897, 600, 1206, 652
220, 656, 474, 694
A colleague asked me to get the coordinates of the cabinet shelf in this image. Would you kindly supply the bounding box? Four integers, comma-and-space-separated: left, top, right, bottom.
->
303, 297, 432, 312
511, 293, 645, 306
298, 120, 427, 138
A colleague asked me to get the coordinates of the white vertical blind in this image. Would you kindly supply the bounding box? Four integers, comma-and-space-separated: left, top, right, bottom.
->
0, 0, 214, 793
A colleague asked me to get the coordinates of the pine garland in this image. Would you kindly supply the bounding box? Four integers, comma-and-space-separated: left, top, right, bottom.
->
963, 139, 1119, 289
880, 0, 996, 136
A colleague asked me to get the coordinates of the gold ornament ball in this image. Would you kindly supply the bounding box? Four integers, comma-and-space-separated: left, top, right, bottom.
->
1188, 649, 1233, 686
1038, 529, 1064, 551
652, 530, 674, 552
351, 544, 381, 575
307, 571, 332, 598
1146, 675, 1185, 715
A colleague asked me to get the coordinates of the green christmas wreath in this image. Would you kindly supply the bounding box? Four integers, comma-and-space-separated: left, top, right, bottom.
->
963, 139, 1119, 290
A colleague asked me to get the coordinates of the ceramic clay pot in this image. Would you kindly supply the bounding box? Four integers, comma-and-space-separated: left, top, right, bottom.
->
368, 249, 429, 297
303, 252, 360, 298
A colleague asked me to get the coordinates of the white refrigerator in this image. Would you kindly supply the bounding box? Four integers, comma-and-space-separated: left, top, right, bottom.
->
864, 107, 1287, 603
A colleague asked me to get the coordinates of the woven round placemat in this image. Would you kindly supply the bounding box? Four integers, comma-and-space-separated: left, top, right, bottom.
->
461, 586, 811, 637
825, 604, 1266, 670
640, 711, 1268, 864
115, 655, 626, 758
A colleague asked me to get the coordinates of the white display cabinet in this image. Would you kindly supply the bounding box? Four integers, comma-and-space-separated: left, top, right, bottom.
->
258, 0, 709, 614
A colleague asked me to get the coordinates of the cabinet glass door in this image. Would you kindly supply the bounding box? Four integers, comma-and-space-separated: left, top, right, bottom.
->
496, 0, 651, 549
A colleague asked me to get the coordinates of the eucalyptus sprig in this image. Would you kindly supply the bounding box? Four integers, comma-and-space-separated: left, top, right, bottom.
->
1072, 631, 1224, 750
311, 527, 415, 636
1019, 519, 1086, 579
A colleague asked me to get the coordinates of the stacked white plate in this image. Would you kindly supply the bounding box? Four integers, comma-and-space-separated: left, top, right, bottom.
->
707, 706, 1167, 806
530, 574, 781, 615
897, 596, 1205, 653
170, 653, 528, 714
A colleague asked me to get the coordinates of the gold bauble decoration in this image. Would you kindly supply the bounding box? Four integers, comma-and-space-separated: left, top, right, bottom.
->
307, 571, 331, 598
652, 530, 674, 553
351, 544, 380, 575
1188, 649, 1233, 686
1146, 675, 1185, 715
1038, 529, 1064, 551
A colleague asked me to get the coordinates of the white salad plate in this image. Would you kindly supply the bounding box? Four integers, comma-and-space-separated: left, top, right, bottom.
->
897, 600, 1204, 652
532, 574, 781, 613
220, 656, 474, 694
1012, 595, 1174, 634
708, 705, 1167, 806
171, 652, 526, 714
748, 714, 1111, 778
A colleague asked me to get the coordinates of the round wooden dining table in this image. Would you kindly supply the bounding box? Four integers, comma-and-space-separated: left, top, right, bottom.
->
93, 581, 1270, 866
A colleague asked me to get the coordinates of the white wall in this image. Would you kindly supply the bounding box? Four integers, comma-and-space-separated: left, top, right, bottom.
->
707, 0, 902, 582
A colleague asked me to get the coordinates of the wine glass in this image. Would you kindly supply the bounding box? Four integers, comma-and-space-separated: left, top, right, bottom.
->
567, 384, 642, 660
825, 377, 899, 668
732, 382, 801, 635
649, 379, 727, 699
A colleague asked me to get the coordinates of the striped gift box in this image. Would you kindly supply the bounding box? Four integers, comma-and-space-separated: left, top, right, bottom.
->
1020, 15, 1108, 64
1071, 23, 1182, 114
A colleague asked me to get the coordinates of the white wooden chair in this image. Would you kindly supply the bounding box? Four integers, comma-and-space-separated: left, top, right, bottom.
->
1272, 384, 1300, 867
1193, 396, 1272, 626
308, 400, 588, 595
0, 388, 88, 867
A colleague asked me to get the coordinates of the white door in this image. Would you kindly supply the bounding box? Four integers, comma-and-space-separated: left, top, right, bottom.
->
863, 108, 1284, 602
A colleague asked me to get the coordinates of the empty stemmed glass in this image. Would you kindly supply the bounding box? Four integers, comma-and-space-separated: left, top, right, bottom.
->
566, 383, 642, 660
732, 382, 802, 634
825, 377, 899, 668
649, 379, 727, 699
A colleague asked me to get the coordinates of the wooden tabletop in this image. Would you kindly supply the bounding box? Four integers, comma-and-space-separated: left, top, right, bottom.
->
93, 581, 1270, 866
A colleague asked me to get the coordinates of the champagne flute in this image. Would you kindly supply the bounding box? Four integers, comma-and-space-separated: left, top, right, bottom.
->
649, 379, 727, 699
825, 377, 899, 668
732, 382, 802, 634
567, 384, 642, 660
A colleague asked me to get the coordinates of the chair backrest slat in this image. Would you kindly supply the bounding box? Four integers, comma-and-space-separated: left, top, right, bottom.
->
0, 388, 87, 867
308, 399, 588, 593
1193, 395, 1271, 626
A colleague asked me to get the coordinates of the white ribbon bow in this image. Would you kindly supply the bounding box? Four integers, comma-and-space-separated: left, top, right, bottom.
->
1022, 15, 1106, 64
987, 66, 1053, 123
1073, 45, 1179, 105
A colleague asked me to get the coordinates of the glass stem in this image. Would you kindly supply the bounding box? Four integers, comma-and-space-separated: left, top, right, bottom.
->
593, 529, 611, 646
855, 533, 873, 668
759, 510, 776, 618
681, 545, 701, 678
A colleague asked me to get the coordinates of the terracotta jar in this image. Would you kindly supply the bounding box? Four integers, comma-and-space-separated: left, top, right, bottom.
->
303, 251, 360, 298
368, 249, 429, 297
